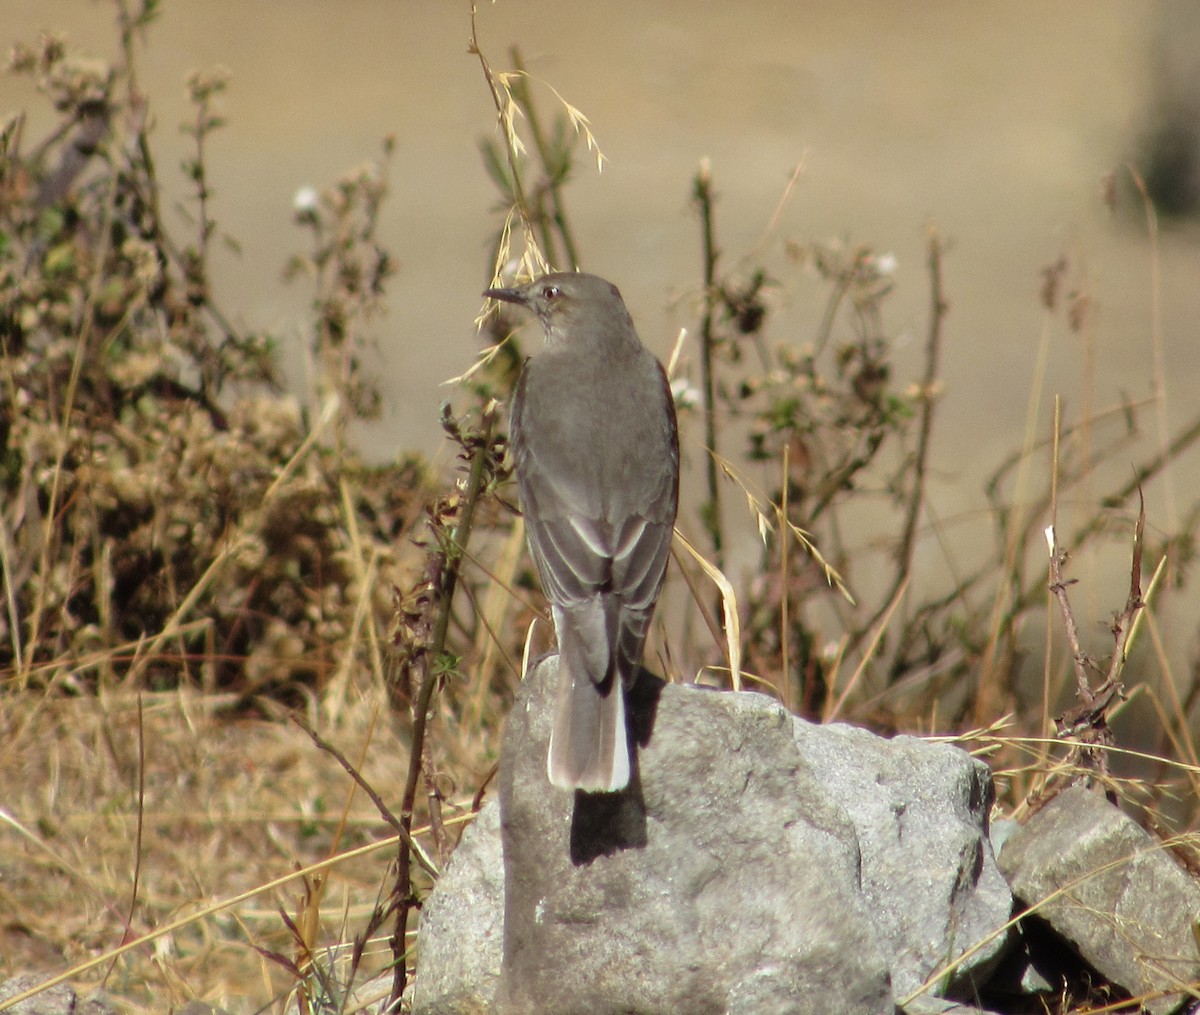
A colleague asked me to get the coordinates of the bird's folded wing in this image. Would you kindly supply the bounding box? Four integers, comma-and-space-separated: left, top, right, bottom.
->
530, 511, 611, 604
523, 488, 673, 605
611, 514, 674, 611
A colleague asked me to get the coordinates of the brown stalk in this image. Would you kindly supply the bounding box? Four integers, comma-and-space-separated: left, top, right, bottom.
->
469, 4, 537, 253
693, 161, 724, 571
854, 227, 948, 652
388, 401, 499, 1007
1044, 491, 1143, 794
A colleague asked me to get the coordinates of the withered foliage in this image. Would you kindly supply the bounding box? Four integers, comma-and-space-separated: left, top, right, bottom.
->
0, 29, 426, 698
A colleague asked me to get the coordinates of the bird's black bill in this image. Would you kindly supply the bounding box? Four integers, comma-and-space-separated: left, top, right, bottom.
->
483, 287, 525, 306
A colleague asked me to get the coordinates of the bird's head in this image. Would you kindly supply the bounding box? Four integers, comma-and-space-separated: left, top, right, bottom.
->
483, 272, 633, 347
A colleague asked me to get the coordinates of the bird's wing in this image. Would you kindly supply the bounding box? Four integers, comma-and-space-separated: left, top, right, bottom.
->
610, 499, 675, 613
610, 361, 679, 612
509, 363, 609, 607
610, 363, 679, 678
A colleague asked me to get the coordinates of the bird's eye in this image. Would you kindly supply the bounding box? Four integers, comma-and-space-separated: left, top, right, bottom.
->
543, 285, 561, 300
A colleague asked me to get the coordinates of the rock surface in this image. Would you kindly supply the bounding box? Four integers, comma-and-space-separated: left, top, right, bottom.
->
0, 976, 116, 1015
497, 659, 892, 1015
411, 799, 504, 1013
902, 999, 1003, 1015
790, 720, 1012, 998
494, 657, 892, 1015
415, 654, 1013, 1014
998, 783, 1200, 1015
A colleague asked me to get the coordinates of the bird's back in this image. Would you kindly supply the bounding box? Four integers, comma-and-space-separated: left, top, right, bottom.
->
513, 338, 676, 525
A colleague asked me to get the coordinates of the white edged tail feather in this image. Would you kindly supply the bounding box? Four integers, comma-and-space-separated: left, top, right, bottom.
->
546, 654, 630, 792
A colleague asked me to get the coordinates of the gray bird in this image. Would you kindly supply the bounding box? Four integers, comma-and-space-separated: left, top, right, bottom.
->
485, 272, 679, 792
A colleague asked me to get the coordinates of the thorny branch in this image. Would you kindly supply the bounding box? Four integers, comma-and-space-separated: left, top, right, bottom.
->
387, 400, 503, 1007
1043, 490, 1144, 791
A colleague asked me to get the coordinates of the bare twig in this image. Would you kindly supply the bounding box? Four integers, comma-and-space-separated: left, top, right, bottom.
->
289, 713, 439, 880
1106, 488, 1147, 684
856, 227, 948, 649
1046, 532, 1092, 702
1043, 492, 1143, 793
693, 160, 724, 569
899, 228, 948, 575
1047, 490, 1145, 710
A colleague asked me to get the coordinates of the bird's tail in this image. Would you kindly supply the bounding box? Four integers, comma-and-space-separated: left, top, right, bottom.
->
547, 630, 630, 793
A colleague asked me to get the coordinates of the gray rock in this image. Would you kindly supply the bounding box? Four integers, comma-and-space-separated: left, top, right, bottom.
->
412, 799, 504, 1014
414, 655, 1014, 1014
791, 721, 1013, 998
978, 922, 1056, 1000
901, 997, 1003, 1015
495, 657, 893, 1015
998, 783, 1200, 1015
0, 976, 116, 1015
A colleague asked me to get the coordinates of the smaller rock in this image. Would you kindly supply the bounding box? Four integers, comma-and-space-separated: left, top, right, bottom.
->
412, 800, 504, 1014
998, 783, 1200, 1015
791, 720, 1013, 998
0, 976, 116, 1015
902, 997, 1003, 1015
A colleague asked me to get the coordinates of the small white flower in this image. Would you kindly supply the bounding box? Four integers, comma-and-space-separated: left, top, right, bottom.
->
872, 252, 898, 276
293, 186, 319, 214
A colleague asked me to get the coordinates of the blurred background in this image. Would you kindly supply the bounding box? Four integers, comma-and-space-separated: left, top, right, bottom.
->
5, 0, 1200, 675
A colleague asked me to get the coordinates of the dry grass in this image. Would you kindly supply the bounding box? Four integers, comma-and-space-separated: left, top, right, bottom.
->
0, 687, 412, 1008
